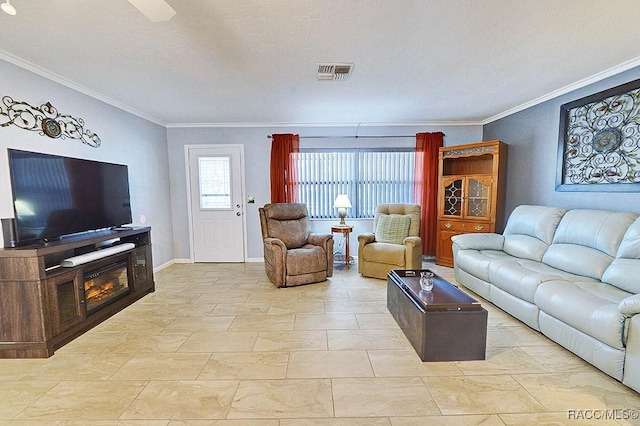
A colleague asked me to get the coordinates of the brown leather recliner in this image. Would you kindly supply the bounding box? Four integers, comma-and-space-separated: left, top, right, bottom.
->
259, 203, 334, 287
358, 203, 423, 279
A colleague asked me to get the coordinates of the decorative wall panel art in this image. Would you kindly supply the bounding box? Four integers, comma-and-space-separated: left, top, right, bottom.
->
557, 78, 640, 192
0, 96, 101, 147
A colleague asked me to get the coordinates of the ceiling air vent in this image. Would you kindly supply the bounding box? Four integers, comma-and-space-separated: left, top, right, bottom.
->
317, 63, 353, 81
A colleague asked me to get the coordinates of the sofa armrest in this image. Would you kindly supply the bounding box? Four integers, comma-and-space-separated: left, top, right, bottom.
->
623, 315, 640, 392
403, 236, 422, 248
358, 233, 375, 246
263, 238, 287, 286
264, 237, 287, 250
404, 236, 423, 269
308, 233, 334, 277
619, 294, 640, 316
308, 233, 333, 248
357, 233, 375, 271
451, 233, 505, 251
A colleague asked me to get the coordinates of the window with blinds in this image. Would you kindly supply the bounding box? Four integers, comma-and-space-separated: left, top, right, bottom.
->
296, 149, 415, 219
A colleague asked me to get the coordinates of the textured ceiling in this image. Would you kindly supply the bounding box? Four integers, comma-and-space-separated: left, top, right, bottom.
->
1, 0, 640, 126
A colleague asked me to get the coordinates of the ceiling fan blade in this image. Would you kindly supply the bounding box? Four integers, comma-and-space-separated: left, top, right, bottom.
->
127, 0, 176, 22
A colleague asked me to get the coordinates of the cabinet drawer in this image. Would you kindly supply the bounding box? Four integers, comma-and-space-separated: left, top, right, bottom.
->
440, 220, 466, 232
466, 222, 491, 233
439, 220, 491, 233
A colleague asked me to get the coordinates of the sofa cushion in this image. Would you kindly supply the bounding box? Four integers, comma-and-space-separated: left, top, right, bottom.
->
542, 210, 638, 280
602, 217, 640, 294
551, 210, 637, 256
502, 205, 567, 261
454, 249, 516, 282
375, 214, 411, 245
263, 203, 311, 249
535, 280, 631, 349
489, 259, 596, 304
503, 234, 551, 262
268, 219, 310, 249
617, 217, 640, 259
287, 244, 327, 275
604, 259, 640, 295
375, 204, 421, 236
362, 242, 406, 266
543, 243, 615, 281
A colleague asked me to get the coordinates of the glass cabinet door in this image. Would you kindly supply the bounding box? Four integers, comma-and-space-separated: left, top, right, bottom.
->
132, 246, 153, 293
465, 176, 492, 219
442, 177, 463, 217
46, 270, 84, 335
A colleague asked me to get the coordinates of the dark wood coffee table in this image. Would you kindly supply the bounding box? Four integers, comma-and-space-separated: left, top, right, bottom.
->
387, 269, 487, 361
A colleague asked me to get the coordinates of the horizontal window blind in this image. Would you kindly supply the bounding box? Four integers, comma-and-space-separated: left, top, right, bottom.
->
296, 149, 415, 219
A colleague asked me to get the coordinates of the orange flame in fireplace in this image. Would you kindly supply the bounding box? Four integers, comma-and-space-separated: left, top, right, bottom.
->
85, 279, 119, 301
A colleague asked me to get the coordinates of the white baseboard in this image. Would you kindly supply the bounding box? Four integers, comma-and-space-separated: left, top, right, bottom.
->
163, 257, 263, 266
153, 259, 176, 272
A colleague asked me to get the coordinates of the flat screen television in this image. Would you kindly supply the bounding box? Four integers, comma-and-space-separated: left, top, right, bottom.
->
7, 149, 132, 246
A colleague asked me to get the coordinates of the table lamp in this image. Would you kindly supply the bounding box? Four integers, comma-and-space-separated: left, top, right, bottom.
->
334, 194, 352, 226
1, 1, 17, 16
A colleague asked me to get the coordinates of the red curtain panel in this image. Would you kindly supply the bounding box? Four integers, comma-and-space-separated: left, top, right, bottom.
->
414, 132, 444, 255
270, 133, 300, 203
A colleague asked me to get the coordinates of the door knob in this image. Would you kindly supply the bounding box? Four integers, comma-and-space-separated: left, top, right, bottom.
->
236, 212, 241, 216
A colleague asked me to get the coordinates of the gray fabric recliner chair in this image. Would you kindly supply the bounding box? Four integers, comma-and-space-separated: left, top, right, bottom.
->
259, 203, 334, 287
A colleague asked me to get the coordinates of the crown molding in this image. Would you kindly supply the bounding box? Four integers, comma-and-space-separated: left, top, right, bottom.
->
166, 120, 484, 128
0, 49, 167, 127
483, 56, 640, 125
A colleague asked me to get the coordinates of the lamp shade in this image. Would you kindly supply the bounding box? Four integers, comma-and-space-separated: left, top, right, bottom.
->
1, 1, 16, 15
334, 194, 352, 208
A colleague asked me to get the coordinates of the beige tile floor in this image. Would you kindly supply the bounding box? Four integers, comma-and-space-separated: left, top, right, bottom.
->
1, 260, 640, 425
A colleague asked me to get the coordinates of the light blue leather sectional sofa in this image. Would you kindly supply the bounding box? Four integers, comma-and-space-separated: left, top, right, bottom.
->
452, 205, 640, 393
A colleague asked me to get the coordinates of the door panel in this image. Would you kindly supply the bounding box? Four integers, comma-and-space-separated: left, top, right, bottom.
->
188, 146, 245, 262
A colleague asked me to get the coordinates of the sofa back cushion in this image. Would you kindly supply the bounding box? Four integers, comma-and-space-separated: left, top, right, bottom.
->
602, 217, 640, 293
502, 205, 567, 261
542, 209, 638, 280
375, 214, 411, 245
374, 203, 421, 237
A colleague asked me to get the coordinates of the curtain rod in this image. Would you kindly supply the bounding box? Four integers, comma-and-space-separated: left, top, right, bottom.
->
266, 134, 443, 139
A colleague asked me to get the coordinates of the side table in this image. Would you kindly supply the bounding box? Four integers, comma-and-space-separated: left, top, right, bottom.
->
331, 225, 354, 269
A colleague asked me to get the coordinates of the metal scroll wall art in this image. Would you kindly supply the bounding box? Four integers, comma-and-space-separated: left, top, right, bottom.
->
557, 78, 640, 192
0, 96, 101, 147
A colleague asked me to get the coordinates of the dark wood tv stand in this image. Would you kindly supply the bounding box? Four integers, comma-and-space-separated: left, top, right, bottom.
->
0, 227, 154, 358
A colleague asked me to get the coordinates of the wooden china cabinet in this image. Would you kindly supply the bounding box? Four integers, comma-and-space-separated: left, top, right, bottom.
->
435, 140, 507, 267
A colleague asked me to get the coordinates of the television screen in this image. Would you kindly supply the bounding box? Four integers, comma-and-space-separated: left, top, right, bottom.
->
8, 149, 132, 246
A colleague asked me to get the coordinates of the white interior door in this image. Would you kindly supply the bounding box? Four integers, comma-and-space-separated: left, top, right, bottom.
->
188, 146, 245, 262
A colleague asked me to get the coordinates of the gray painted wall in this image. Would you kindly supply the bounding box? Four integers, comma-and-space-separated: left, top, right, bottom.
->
483, 66, 640, 228
0, 60, 174, 267
167, 125, 483, 261
14, 51, 635, 266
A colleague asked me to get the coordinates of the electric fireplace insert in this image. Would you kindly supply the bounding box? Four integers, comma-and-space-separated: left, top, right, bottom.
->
83, 261, 130, 314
